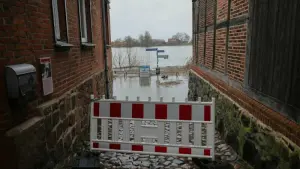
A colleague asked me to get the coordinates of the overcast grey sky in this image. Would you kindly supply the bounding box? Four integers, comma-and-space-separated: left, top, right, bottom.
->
110, 0, 192, 41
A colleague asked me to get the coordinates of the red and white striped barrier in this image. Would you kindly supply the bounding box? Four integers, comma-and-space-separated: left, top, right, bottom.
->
90, 95, 215, 160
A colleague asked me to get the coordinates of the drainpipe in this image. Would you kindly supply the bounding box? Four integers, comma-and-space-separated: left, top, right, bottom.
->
101, 0, 110, 99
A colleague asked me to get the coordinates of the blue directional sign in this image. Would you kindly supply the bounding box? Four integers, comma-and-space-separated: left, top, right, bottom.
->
157, 50, 165, 53
146, 48, 158, 51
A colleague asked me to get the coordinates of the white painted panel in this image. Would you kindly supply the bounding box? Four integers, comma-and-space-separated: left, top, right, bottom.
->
167, 147, 178, 154
206, 123, 214, 146
112, 119, 119, 141
121, 102, 132, 118
121, 143, 131, 150
192, 104, 204, 121
101, 119, 108, 140
143, 145, 154, 152
99, 142, 109, 149
140, 125, 158, 138
157, 122, 165, 144
192, 148, 204, 155
167, 103, 179, 120
181, 122, 189, 144
144, 103, 155, 119
169, 122, 177, 144
100, 102, 110, 117
194, 123, 202, 146
134, 121, 142, 142
122, 120, 130, 141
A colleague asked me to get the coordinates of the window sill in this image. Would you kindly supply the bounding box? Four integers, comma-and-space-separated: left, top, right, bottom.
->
55, 41, 73, 51
81, 43, 96, 50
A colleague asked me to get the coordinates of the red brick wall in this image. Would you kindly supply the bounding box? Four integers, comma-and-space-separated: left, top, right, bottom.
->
197, 33, 205, 65
194, 0, 248, 83
230, 0, 248, 19
228, 24, 247, 82
205, 30, 214, 69
214, 0, 228, 74
199, 0, 206, 28
206, 0, 214, 26
197, 0, 206, 65
217, 0, 228, 22
204, 0, 214, 69
215, 28, 226, 73
0, 0, 110, 132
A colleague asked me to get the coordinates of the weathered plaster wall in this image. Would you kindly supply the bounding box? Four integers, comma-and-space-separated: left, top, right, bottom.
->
188, 71, 300, 169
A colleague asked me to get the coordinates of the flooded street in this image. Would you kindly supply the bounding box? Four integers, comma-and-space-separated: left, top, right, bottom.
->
113, 75, 189, 101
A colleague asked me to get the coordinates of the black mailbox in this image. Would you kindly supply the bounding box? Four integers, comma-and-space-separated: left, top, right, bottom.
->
5, 64, 37, 102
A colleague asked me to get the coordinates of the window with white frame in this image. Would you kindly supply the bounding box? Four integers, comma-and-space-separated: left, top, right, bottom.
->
78, 0, 92, 43
52, 0, 68, 43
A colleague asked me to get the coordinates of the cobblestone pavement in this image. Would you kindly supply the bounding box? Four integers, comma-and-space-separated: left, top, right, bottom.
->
96, 120, 241, 169
99, 152, 197, 169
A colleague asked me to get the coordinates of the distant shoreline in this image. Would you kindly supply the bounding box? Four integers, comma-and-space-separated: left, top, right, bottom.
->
111, 44, 192, 48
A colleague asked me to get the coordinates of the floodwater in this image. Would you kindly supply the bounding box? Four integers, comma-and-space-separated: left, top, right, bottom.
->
112, 45, 192, 100
112, 45, 192, 67
113, 75, 189, 101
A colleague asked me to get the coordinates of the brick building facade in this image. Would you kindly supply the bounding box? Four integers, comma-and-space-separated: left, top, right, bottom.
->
0, 0, 112, 169
191, 0, 300, 168
193, 0, 248, 81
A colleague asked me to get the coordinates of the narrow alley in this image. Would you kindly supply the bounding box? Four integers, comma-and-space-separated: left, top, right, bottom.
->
0, 0, 299, 169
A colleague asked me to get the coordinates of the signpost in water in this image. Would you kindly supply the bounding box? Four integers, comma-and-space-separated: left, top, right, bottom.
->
145, 48, 169, 76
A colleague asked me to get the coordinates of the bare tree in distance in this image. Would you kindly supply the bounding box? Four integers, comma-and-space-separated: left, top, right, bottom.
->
125, 47, 139, 69
144, 31, 152, 47
112, 51, 125, 69
112, 35, 139, 69
112, 49, 140, 69
139, 34, 145, 47
125, 36, 134, 69
137, 31, 152, 47
172, 32, 191, 43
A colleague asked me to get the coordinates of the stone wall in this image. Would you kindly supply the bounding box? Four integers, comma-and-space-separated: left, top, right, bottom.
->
4, 70, 113, 169
188, 71, 300, 169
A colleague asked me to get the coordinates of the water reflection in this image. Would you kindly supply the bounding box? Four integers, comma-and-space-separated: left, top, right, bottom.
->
113, 76, 189, 101
128, 77, 133, 88
139, 77, 151, 87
